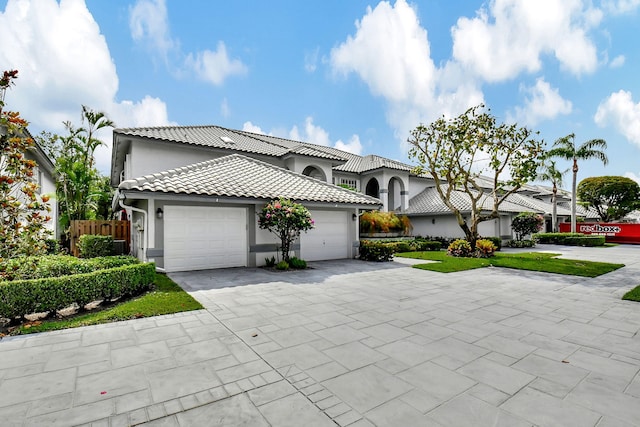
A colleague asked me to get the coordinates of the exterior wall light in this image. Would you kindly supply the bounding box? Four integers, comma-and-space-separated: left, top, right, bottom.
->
156, 208, 163, 219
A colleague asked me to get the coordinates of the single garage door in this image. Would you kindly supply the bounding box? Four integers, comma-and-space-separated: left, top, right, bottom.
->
164, 206, 247, 272
300, 210, 349, 261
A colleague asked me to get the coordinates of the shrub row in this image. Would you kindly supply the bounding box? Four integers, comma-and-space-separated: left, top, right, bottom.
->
562, 236, 606, 247
0, 262, 156, 319
505, 239, 536, 248
78, 235, 114, 258
360, 239, 442, 262
447, 239, 497, 258
533, 232, 605, 247
0, 255, 139, 282
417, 235, 502, 250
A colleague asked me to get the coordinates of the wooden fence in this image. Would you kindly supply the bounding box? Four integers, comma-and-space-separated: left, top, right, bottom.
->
70, 220, 130, 257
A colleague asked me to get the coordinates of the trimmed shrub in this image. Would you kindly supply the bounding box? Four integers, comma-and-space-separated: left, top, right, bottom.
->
289, 257, 307, 269
0, 263, 156, 319
447, 239, 473, 257
482, 236, 502, 251
78, 235, 114, 258
475, 239, 497, 258
0, 255, 139, 282
562, 236, 606, 247
505, 239, 536, 248
533, 232, 584, 244
360, 240, 395, 262
275, 260, 290, 270
413, 240, 442, 251
264, 256, 276, 267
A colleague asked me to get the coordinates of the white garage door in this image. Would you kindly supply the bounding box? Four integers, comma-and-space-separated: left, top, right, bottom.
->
164, 206, 247, 272
301, 210, 349, 261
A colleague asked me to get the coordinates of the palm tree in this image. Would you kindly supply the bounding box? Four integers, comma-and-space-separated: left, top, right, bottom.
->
546, 134, 608, 232
538, 159, 566, 232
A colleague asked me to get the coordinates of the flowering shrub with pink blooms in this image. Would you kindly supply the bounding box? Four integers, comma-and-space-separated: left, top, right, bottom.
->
258, 198, 314, 262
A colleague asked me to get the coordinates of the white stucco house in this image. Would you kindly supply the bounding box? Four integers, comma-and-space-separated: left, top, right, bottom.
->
29, 138, 58, 238
110, 124, 586, 271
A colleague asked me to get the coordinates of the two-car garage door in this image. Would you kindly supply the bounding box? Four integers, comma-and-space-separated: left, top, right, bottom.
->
164, 206, 247, 272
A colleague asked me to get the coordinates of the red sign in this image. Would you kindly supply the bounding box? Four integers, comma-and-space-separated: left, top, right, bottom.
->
559, 223, 640, 244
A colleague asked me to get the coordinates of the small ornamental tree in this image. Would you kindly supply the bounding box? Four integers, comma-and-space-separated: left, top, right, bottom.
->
0, 70, 52, 258
258, 198, 314, 262
511, 212, 544, 241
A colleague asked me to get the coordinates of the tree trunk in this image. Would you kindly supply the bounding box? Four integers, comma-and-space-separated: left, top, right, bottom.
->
571, 159, 578, 233
552, 184, 558, 232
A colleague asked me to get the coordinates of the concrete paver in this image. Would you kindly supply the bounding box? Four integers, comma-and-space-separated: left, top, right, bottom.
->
1, 244, 639, 426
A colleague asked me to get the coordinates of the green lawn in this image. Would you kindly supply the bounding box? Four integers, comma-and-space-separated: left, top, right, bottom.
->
9, 273, 203, 335
622, 286, 640, 302
396, 251, 624, 277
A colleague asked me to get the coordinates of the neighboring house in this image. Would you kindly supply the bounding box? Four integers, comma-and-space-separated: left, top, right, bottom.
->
28, 136, 58, 238
110, 124, 588, 271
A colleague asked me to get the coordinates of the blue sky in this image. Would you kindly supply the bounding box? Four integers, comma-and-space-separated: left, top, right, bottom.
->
1, 0, 639, 188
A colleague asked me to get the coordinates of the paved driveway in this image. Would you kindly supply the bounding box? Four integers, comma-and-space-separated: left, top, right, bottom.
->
1, 245, 640, 426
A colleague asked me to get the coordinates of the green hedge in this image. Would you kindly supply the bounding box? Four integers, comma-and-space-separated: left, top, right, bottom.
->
533, 232, 584, 244
0, 263, 156, 319
562, 236, 606, 247
533, 232, 605, 247
360, 241, 395, 262
360, 239, 442, 262
0, 255, 139, 282
78, 235, 114, 258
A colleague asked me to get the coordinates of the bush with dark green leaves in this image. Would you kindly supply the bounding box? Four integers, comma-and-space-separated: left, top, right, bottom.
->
288, 257, 307, 269
0, 262, 155, 319
533, 232, 584, 244
78, 235, 114, 258
0, 255, 139, 282
511, 212, 544, 241
360, 241, 395, 262
505, 239, 536, 248
562, 236, 606, 247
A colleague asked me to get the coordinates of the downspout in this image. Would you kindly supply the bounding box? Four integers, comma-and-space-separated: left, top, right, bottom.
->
118, 194, 148, 263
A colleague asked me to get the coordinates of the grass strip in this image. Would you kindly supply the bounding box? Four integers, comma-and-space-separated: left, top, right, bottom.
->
397, 251, 624, 277
622, 286, 640, 302
10, 273, 203, 335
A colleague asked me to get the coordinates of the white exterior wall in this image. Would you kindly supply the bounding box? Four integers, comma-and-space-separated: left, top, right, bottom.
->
129, 140, 219, 180
408, 176, 434, 200
411, 215, 504, 239
40, 170, 58, 236
283, 157, 334, 183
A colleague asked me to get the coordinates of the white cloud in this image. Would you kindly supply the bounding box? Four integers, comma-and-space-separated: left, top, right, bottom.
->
129, 0, 174, 59
242, 121, 266, 135
330, 0, 483, 143
594, 90, 640, 147
0, 0, 173, 174
184, 42, 247, 86
220, 97, 230, 119
451, 0, 600, 81
334, 135, 363, 155
609, 54, 625, 68
290, 117, 331, 146
510, 78, 572, 125
304, 47, 320, 72
603, 0, 640, 14
129, 0, 246, 86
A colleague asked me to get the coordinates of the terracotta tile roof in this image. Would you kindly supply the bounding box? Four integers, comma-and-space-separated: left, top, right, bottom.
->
119, 154, 381, 206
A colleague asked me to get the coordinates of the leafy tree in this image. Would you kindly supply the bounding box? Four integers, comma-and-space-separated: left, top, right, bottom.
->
257, 198, 314, 262
577, 176, 640, 222
408, 105, 545, 248
51, 106, 114, 237
0, 70, 52, 258
538, 159, 567, 232
546, 133, 608, 232
511, 212, 544, 241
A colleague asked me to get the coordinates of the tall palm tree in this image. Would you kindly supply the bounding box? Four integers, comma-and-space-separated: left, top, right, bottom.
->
546, 134, 608, 232
538, 159, 566, 232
